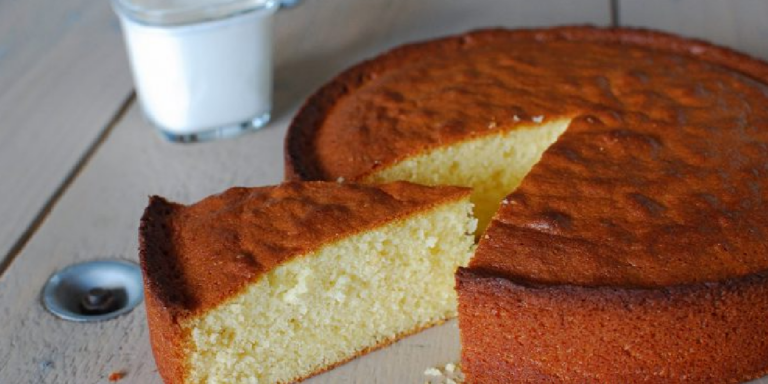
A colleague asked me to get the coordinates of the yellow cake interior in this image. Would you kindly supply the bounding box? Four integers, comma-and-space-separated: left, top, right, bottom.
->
182, 199, 476, 384
364, 118, 570, 234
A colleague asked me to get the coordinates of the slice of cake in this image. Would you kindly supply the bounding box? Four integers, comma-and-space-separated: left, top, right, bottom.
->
284, 27, 768, 382
139, 181, 476, 383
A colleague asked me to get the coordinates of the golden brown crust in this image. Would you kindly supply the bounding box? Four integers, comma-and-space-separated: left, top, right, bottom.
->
284, 25, 768, 182
139, 181, 470, 383
139, 196, 190, 384
457, 267, 768, 383
286, 25, 768, 288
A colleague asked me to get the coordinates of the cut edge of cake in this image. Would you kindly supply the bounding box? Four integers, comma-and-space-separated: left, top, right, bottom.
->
364, 117, 570, 234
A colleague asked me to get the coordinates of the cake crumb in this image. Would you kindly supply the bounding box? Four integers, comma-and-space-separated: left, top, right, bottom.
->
336, 177, 345, 183
108, 371, 126, 382
512, 115, 521, 122
487, 121, 497, 129
532, 115, 544, 123
424, 362, 464, 383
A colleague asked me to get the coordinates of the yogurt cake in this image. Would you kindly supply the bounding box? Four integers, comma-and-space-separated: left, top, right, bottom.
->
285, 27, 768, 382
139, 181, 475, 383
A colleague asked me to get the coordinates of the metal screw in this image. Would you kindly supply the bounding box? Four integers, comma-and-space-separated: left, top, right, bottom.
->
80, 288, 118, 314
43, 260, 143, 322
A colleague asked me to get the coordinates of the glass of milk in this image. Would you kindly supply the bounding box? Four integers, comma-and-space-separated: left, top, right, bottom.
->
111, 0, 285, 142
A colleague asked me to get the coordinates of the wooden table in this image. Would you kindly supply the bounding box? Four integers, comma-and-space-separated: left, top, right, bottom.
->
1, 0, 767, 382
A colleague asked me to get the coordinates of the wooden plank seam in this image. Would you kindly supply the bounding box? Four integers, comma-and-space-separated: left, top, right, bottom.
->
0, 93, 136, 279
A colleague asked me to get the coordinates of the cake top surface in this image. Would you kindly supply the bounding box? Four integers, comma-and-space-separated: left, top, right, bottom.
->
139, 181, 470, 316
286, 27, 768, 182
286, 26, 768, 288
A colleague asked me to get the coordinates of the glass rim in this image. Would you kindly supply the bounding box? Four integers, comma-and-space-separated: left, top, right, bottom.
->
111, 0, 279, 27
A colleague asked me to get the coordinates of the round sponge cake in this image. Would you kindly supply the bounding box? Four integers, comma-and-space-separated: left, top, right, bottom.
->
284, 26, 768, 382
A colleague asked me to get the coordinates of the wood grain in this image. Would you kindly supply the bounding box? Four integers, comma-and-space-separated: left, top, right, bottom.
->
0, 1, 609, 383
0, 0, 134, 269
619, 0, 768, 60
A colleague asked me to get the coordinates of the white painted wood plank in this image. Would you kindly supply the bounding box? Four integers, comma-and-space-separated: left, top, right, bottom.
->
0, 0, 133, 266
0, 1, 609, 382
619, 0, 768, 60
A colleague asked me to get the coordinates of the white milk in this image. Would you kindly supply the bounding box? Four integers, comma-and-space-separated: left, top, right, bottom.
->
115, 0, 278, 139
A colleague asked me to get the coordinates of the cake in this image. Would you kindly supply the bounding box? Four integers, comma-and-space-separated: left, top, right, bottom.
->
284, 27, 768, 382
139, 181, 476, 383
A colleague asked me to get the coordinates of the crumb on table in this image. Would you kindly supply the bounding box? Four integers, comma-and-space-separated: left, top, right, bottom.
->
108, 371, 126, 382
424, 362, 464, 383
